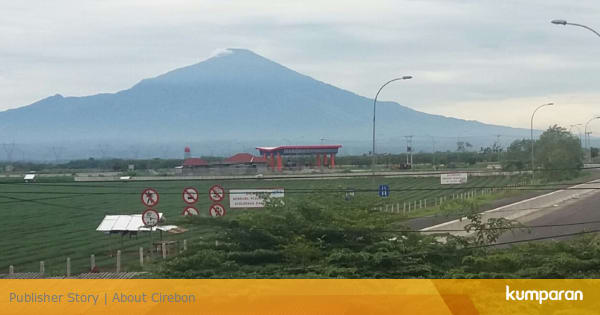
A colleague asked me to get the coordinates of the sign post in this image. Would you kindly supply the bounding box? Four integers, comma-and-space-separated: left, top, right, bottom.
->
441, 173, 468, 184
182, 206, 200, 216
229, 188, 285, 208
378, 184, 390, 197
141, 209, 160, 226
209, 204, 226, 217
209, 184, 225, 203
141, 188, 160, 207
182, 187, 199, 204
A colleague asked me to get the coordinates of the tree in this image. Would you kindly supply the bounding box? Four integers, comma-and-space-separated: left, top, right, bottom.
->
502, 139, 532, 171
464, 212, 527, 246
502, 126, 583, 177
535, 125, 583, 181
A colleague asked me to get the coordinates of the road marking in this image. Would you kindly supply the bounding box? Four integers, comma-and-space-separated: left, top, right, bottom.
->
421, 178, 600, 231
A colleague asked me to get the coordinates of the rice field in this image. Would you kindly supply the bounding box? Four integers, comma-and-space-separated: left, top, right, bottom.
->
0, 173, 529, 275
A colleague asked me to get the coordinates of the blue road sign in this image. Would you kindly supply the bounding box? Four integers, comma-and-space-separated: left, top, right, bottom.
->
378, 184, 390, 197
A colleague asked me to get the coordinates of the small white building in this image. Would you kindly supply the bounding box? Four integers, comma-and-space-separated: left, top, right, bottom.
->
24, 173, 36, 183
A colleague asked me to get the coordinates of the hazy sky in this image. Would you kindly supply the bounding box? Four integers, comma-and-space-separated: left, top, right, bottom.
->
2, 0, 600, 131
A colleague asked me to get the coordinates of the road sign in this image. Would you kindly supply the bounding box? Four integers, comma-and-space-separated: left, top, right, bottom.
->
208, 203, 226, 217
441, 173, 468, 184
182, 206, 199, 216
378, 184, 390, 197
229, 188, 284, 208
141, 208, 160, 226
141, 188, 159, 207
209, 184, 225, 202
182, 187, 199, 204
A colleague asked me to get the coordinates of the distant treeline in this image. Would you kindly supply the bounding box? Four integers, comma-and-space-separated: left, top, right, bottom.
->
336, 151, 501, 167
0, 156, 223, 172
0, 151, 494, 173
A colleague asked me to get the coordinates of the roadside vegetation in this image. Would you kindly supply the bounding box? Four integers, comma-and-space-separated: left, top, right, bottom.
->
155, 194, 600, 278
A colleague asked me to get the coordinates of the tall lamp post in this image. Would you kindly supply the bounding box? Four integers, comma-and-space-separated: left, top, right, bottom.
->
429, 135, 436, 169
551, 20, 600, 163
585, 116, 600, 162
372, 76, 413, 174
551, 20, 600, 38
530, 102, 554, 175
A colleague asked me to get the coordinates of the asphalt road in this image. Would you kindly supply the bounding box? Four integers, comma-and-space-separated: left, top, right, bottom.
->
495, 188, 600, 245
406, 190, 547, 230
417, 175, 600, 247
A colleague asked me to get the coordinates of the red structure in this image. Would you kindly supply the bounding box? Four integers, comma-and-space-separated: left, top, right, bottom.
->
184, 146, 191, 160
256, 145, 342, 172
224, 153, 267, 164
182, 158, 208, 167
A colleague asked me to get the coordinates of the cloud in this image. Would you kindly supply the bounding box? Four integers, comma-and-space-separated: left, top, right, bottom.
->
208, 48, 234, 59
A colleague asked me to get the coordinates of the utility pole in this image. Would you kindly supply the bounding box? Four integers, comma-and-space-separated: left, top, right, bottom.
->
494, 134, 502, 162
430, 136, 436, 169
586, 131, 593, 161
51, 146, 65, 163
405, 135, 413, 169
585, 116, 600, 163
2, 142, 15, 161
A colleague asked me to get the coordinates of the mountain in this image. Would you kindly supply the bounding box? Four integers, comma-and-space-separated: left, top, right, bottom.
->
0, 48, 534, 159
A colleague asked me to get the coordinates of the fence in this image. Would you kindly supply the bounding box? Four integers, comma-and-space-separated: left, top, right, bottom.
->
2, 239, 200, 278
375, 180, 534, 215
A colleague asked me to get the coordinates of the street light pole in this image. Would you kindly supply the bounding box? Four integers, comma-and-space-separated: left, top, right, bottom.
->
551, 20, 600, 163
372, 76, 412, 174
584, 116, 600, 162
551, 20, 600, 38
530, 102, 554, 175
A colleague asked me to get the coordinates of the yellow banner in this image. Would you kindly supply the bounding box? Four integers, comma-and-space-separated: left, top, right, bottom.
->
0, 279, 596, 314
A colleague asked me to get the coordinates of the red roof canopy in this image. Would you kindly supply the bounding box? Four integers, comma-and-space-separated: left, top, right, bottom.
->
256, 145, 342, 152
224, 153, 266, 164
183, 158, 208, 167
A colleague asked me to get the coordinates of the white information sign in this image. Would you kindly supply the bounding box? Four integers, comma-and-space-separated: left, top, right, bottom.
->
441, 173, 468, 184
229, 188, 285, 208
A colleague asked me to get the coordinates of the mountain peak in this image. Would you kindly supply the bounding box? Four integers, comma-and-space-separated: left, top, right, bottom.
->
133, 48, 297, 88
208, 48, 259, 59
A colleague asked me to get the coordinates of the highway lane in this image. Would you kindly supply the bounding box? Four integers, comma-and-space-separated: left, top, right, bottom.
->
495, 188, 600, 245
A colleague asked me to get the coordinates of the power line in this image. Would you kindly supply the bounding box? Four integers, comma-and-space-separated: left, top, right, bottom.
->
234, 220, 600, 234
0, 192, 574, 219
1, 184, 600, 195
0, 194, 91, 205
0, 165, 598, 186
470, 228, 600, 248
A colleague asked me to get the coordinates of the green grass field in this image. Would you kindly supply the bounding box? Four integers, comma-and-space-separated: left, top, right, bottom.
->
0, 174, 531, 275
